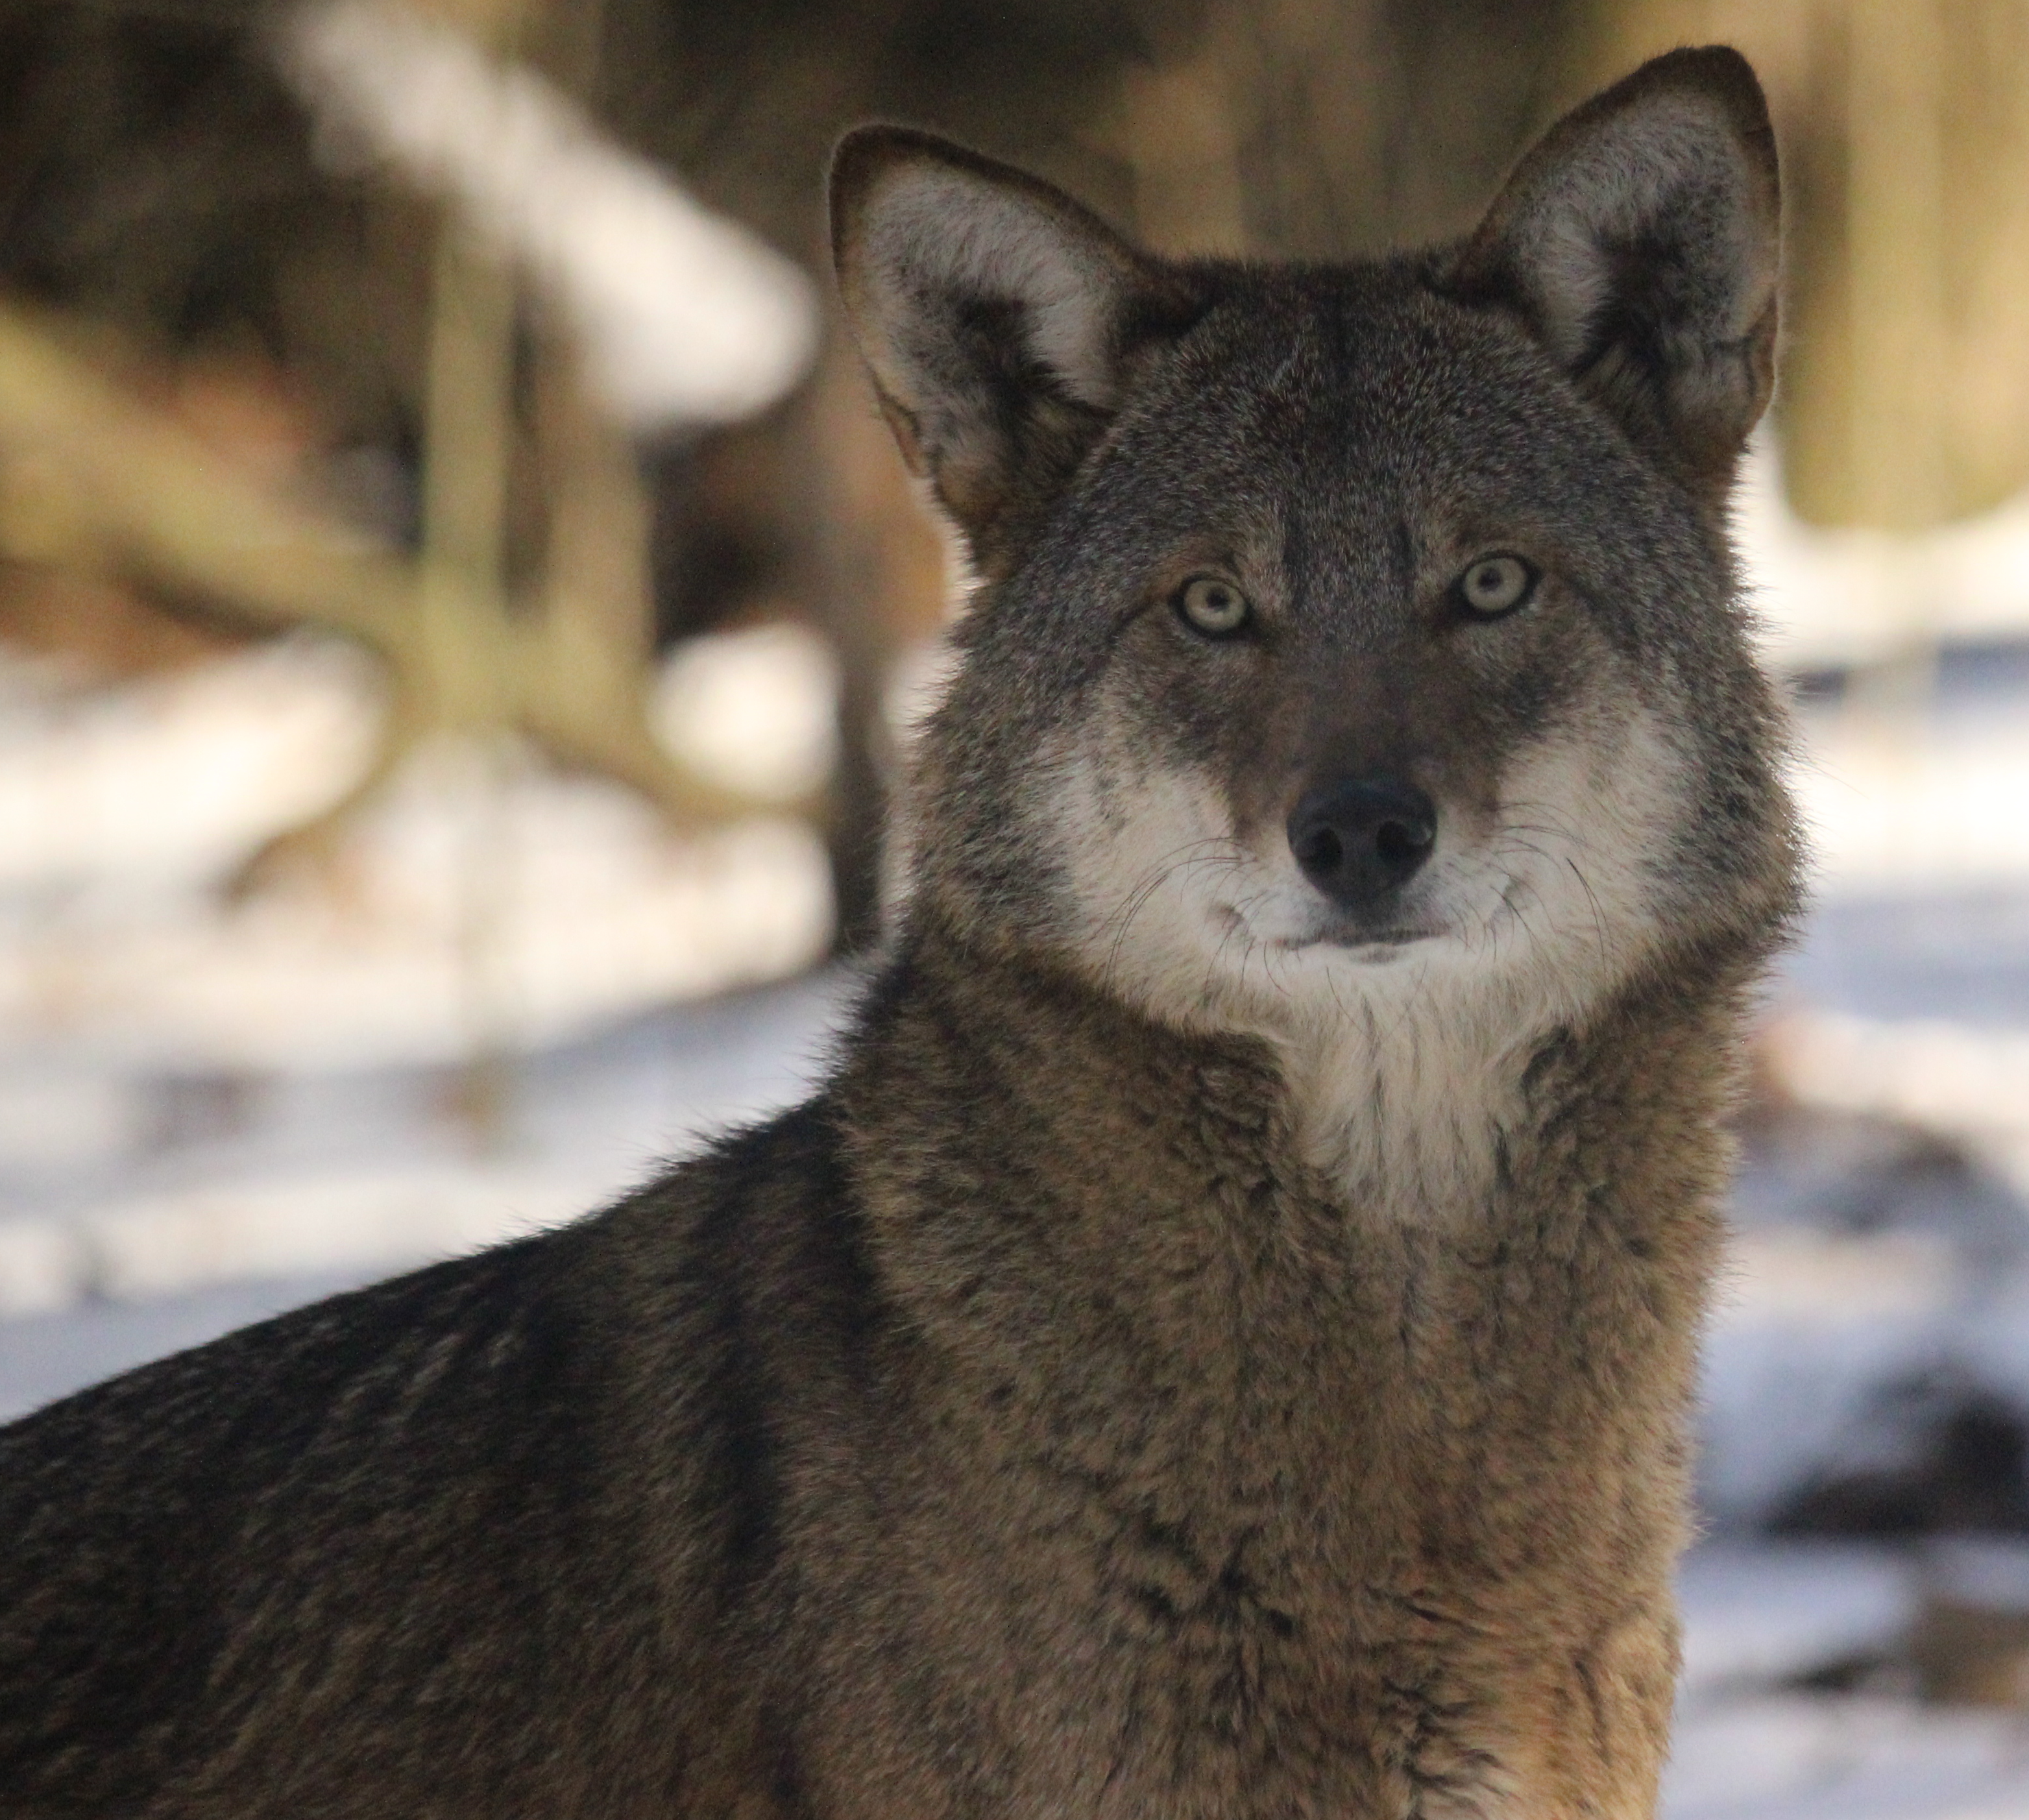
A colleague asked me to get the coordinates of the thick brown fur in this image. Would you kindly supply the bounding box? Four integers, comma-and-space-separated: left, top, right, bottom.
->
0, 47, 1801, 1819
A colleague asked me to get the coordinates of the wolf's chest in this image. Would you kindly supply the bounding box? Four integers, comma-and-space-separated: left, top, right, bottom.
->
871, 1374, 1666, 1818
953, 1602, 1543, 1820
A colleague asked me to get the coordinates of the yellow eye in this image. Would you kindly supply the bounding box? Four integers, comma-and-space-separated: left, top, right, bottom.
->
1457, 553, 1537, 616
1177, 575, 1251, 637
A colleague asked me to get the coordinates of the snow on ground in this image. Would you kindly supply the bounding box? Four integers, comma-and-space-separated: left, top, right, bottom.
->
0, 624, 845, 1333
0, 962, 853, 1352
1669, 1688, 2029, 1820
1667, 1545, 2029, 1820
0, 627, 839, 1074
0, 964, 852, 1414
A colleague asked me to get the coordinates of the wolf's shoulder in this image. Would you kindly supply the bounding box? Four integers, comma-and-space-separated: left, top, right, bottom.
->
0, 1095, 852, 1486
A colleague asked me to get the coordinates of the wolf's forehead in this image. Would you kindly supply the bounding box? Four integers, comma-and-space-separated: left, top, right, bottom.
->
1152, 281, 1575, 509
1067, 274, 1668, 625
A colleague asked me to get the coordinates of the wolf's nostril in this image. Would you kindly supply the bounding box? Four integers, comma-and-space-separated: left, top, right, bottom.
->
1287, 777, 1437, 912
1374, 818, 1432, 868
1296, 826, 1344, 873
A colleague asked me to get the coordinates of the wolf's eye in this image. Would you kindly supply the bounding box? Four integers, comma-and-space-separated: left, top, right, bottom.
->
1456, 553, 1537, 617
1456, 554, 1537, 618
1177, 575, 1251, 637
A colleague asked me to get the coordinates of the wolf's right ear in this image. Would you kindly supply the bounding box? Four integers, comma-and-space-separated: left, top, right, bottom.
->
831, 127, 1200, 576
1447, 46, 1780, 498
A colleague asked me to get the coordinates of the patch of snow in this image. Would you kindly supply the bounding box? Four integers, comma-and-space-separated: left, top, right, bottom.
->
1701, 1314, 1954, 1530
1792, 722, 2029, 893
1666, 1693, 2029, 1819
280, 0, 817, 429
0, 633, 840, 1073
0, 796, 832, 1073
0, 635, 379, 893
1742, 436, 2029, 672
1717, 1228, 1961, 1328
70, 1162, 594, 1300
0, 1069, 147, 1172
0, 1272, 387, 1422
1783, 890, 2029, 1032
652, 622, 840, 803
0, 1219, 86, 1316
1677, 1544, 1915, 1702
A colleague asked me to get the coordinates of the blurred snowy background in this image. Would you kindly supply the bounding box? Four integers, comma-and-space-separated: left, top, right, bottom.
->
6, 2, 2029, 1815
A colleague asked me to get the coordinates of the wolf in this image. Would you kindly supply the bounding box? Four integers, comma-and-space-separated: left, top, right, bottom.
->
0, 44, 1799, 1820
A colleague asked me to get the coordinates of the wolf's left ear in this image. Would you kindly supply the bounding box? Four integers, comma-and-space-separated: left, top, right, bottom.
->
1448, 46, 1779, 495
832, 127, 1199, 576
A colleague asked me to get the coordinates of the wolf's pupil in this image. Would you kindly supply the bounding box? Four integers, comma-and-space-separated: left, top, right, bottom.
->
1461, 555, 1531, 616
1179, 576, 1250, 636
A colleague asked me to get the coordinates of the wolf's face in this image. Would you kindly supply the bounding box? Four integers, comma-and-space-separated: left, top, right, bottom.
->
834, 51, 1800, 1195
1000, 285, 1725, 1047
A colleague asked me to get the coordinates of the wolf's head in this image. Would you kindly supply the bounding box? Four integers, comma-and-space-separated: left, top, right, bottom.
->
832, 48, 1802, 1193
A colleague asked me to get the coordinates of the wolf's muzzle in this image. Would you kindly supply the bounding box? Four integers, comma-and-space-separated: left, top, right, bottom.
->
1287, 777, 1436, 912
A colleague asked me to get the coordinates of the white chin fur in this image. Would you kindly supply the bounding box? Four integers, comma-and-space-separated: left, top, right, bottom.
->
1038, 711, 1683, 1219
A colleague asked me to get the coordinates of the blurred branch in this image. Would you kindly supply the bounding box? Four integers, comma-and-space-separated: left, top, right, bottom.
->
0, 300, 415, 649
0, 284, 794, 875
415, 219, 513, 734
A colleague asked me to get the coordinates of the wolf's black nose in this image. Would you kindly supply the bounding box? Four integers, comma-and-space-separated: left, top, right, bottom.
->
1287, 777, 1437, 910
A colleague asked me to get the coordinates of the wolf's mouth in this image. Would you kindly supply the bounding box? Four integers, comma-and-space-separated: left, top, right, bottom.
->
1282, 925, 1437, 954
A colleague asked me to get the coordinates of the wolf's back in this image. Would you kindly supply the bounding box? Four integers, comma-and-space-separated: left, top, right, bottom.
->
0, 1102, 853, 1817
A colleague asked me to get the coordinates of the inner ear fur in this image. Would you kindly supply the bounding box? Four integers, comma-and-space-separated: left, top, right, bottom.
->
831, 126, 1200, 577
1446, 45, 1780, 498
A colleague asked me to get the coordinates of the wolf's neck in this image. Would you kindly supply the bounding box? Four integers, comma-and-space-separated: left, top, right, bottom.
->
843, 923, 1292, 1234
839, 919, 1749, 1551
1274, 1006, 1526, 1223
1260, 946, 1617, 1223
848, 920, 1751, 1243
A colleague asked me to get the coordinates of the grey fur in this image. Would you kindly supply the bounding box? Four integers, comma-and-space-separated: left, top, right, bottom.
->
0, 46, 1800, 1819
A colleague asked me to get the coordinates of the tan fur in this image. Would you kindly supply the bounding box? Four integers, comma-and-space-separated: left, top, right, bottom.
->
816, 941, 1743, 1819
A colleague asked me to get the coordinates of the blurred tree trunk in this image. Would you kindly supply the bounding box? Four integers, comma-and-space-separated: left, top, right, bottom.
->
1117, 0, 1579, 260
1582, 0, 2029, 533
